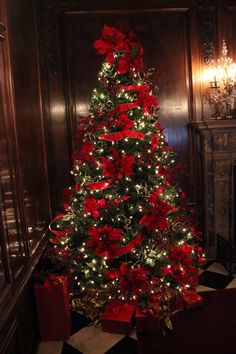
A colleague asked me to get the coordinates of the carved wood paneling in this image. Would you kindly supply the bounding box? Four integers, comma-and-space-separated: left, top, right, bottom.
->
192, 120, 236, 259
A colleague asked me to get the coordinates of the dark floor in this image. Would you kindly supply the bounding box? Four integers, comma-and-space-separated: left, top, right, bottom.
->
37, 262, 236, 354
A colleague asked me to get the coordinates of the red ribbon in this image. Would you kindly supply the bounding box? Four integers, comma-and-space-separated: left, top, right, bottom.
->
87, 181, 111, 191
118, 84, 150, 92
49, 213, 73, 243
116, 102, 138, 113
113, 232, 144, 257
99, 130, 145, 141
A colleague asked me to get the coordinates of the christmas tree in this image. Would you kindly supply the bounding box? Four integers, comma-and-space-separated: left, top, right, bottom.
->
49, 24, 204, 322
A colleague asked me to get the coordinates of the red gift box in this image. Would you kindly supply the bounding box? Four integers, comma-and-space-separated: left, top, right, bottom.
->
135, 304, 160, 333
101, 299, 136, 335
34, 276, 71, 341
183, 290, 204, 310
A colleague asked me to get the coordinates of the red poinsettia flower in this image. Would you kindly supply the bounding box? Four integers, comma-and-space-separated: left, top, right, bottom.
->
117, 57, 130, 74
168, 245, 194, 266
100, 156, 116, 179
106, 262, 150, 294
171, 264, 198, 287
162, 265, 173, 276
139, 188, 175, 232
93, 25, 144, 74
116, 43, 144, 74
73, 142, 96, 165
116, 112, 134, 130
86, 225, 123, 259
119, 263, 150, 294
93, 24, 126, 63
100, 149, 135, 180
118, 154, 135, 179
136, 89, 158, 114
84, 197, 106, 219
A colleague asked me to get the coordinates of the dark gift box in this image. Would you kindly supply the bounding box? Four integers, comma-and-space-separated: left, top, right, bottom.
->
135, 303, 160, 333
34, 276, 71, 341
183, 290, 204, 309
101, 299, 136, 335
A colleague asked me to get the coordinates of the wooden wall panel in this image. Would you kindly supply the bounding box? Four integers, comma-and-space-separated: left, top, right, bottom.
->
0, 0, 51, 352
7, 0, 51, 253
39, 1, 200, 208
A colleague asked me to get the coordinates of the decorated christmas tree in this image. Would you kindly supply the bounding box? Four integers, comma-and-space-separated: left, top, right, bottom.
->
49, 24, 204, 324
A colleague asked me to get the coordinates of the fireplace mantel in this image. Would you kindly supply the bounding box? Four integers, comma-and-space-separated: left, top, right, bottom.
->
191, 119, 236, 261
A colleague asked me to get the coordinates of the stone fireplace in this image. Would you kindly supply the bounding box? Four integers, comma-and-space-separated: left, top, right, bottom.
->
192, 120, 236, 268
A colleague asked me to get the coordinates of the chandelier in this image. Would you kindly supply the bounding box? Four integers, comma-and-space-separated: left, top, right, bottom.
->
205, 39, 236, 119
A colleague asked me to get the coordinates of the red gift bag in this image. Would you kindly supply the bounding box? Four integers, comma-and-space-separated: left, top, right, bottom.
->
101, 299, 136, 335
34, 276, 71, 341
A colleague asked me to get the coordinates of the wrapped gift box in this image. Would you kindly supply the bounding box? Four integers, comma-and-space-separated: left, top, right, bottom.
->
34, 276, 71, 341
183, 290, 204, 310
101, 299, 136, 335
135, 304, 160, 333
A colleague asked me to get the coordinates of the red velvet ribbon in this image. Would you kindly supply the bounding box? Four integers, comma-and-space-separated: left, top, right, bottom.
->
87, 181, 111, 191
99, 130, 145, 141
116, 102, 138, 113
118, 84, 150, 92
113, 232, 144, 257
49, 213, 73, 243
